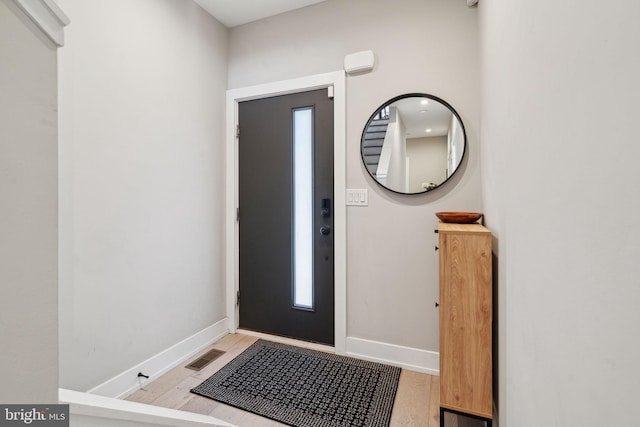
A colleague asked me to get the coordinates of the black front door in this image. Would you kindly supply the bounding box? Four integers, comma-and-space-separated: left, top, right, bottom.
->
238, 88, 334, 345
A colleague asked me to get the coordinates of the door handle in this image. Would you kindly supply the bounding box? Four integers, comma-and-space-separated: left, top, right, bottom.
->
320, 226, 331, 236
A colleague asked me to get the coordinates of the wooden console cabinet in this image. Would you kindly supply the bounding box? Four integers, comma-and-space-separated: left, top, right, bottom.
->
438, 223, 492, 426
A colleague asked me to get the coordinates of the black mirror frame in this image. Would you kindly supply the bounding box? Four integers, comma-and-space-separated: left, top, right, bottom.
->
360, 93, 467, 195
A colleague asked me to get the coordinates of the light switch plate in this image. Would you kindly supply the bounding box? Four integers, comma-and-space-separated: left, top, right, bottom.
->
346, 189, 368, 206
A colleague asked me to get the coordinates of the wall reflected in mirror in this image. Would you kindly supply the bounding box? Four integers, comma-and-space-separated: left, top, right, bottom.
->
361, 94, 466, 194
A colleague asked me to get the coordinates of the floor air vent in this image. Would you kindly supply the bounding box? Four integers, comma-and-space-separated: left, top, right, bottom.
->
185, 348, 225, 371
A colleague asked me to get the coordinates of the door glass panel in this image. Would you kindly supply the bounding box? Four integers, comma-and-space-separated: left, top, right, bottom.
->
293, 107, 314, 309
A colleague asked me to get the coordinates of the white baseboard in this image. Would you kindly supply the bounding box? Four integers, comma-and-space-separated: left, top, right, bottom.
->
235, 331, 438, 375
345, 337, 439, 375
88, 318, 229, 399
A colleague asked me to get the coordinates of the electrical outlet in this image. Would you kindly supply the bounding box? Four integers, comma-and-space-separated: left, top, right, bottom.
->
346, 189, 368, 206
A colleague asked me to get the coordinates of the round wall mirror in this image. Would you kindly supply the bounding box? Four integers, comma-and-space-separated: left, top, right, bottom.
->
361, 93, 466, 194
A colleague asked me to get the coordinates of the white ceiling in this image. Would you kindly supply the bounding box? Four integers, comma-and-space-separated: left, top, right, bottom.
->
192, 0, 328, 28
393, 97, 453, 139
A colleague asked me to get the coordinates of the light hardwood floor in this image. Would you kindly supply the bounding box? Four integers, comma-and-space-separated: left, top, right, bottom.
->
126, 334, 484, 427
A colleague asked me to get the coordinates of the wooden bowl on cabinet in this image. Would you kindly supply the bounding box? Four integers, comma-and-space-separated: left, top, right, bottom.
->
435, 212, 483, 224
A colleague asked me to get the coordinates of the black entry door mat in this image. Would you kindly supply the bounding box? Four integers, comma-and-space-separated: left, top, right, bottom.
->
190, 339, 401, 427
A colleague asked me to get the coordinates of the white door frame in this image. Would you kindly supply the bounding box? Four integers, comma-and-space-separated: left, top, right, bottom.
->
225, 71, 347, 355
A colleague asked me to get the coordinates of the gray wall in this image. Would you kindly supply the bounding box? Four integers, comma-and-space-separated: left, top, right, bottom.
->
479, 0, 640, 425
229, 0, 480, 352
57, 0, 228, 391
0, 0, 59, 403
406, 136, 447, 193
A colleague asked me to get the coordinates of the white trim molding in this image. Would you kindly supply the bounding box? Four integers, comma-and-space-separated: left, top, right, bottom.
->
346, 337, 440, 375
13, 0, 70, 47
87, 319, 229, 399
226, 71, 347, 355
60, 389, 235, 427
